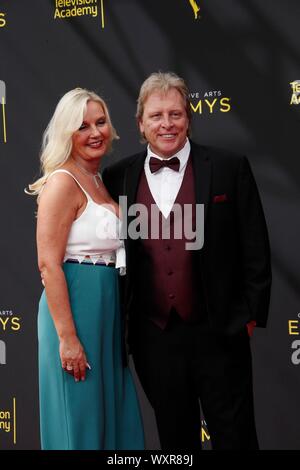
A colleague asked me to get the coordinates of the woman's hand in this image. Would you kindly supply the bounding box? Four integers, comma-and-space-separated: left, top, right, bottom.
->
59, 335, 90, 382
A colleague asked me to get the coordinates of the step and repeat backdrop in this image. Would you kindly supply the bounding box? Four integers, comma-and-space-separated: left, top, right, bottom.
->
0, 0, 300, 450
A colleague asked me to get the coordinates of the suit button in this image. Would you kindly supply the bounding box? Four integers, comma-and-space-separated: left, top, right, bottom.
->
167, 270, 173, 276
165, 245, 171, 251
168, 293, 175, 299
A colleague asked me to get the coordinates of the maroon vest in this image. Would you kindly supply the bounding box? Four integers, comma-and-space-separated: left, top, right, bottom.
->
135, 157, 199, 328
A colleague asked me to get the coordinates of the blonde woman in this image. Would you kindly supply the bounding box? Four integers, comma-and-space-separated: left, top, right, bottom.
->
27, 88, 144, 450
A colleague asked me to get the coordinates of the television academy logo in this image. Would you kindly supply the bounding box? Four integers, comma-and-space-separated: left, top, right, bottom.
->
54, 0, 105, 29
189, 89, 231, 115
0, 80, 7, 143
188, 0, 201, 19
0, 11, 6, 28
0, 398, 17, 443
0, 310, 21, 367
288, 313, 300, 365
290, 80, 300, 105
201, 419, 210, 442
0, 310, 21, 332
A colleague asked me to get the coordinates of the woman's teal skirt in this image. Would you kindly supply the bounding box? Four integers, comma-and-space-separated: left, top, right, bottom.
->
38, 262, 144, 450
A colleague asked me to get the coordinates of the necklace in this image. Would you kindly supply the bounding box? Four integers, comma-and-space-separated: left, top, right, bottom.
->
72, 158, 101, 188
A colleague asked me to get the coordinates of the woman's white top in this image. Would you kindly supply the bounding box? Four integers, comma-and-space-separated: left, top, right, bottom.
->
48, 169, 125, 274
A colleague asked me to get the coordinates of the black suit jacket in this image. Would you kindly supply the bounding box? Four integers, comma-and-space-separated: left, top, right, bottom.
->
102, 142, 272, 336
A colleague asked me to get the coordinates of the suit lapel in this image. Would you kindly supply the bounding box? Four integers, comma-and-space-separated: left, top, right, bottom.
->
123, 152, 146, 256
124, 151, 146, 208
191, 143, 212, 222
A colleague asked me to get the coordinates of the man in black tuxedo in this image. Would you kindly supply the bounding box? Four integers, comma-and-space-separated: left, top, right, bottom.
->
102, 72, 271, 450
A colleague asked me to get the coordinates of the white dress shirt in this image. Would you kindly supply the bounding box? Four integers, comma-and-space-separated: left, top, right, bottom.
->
144, 139, 191, 218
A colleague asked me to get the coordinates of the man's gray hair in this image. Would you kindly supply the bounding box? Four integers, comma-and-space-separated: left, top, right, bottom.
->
136, 72, 192, 134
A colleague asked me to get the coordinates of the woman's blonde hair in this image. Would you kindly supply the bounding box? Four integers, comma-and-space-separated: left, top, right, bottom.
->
26, 88, 118, 195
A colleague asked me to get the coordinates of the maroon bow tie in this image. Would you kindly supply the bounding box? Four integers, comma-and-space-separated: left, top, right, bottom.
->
149, 156, 180, 173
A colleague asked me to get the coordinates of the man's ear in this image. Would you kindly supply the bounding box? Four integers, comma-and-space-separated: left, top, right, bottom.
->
138, 119, 144, 135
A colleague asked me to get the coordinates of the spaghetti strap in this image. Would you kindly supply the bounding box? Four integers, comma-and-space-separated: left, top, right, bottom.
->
48, 169, 92, 201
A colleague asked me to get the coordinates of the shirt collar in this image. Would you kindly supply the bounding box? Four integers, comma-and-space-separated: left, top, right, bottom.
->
145, 138, 191, 173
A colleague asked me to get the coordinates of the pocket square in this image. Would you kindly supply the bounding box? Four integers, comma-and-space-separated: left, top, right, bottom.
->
213, 194, 228, 203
